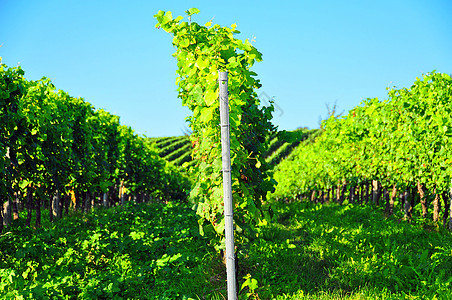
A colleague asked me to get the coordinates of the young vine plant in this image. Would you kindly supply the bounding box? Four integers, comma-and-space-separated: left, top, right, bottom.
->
155, 8, 277, 247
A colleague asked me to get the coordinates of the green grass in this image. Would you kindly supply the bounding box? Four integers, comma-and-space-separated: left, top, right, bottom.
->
0, 202, 224, 299
245, 200, 452, 299
1, 200, 452, 299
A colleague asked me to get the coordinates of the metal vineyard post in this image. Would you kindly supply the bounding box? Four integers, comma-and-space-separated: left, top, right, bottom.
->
219, 71, 237, 299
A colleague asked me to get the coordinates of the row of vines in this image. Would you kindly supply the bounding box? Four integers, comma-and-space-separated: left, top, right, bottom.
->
150, 128, 319, 170
273, 72, 452, 227
151, 135, 194, 167
0, 61, 189, 233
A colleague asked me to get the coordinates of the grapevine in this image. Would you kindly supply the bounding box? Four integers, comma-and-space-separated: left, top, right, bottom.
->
155, 8, 277, 246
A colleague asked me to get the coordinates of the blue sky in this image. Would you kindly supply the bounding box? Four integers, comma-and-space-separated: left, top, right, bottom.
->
1, 0, 451, 137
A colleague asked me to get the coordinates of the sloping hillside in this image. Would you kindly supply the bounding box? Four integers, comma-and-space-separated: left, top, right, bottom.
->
150, 128, 321, 169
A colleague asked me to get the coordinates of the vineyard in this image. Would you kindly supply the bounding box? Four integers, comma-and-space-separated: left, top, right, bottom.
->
150, 128, 319, 170
2, 7, 452, 300
272, 72, 452, 226
0, 62, 190, 232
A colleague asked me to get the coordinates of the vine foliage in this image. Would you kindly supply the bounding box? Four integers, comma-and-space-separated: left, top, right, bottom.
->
155, 8, 277, 246
273, 72, 452, 203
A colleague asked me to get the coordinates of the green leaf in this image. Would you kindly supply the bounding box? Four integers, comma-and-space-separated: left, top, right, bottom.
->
214, 218, 225, 235
196, 57, 209, 70
155, 10, 164, 18
204, 89, 217, 106
255, 160, 261, 168
241, 274, 259, 291
186, 8, 200, 16
199, 107, 215, 123
179, 38, 190, 48
163, 11, 173, 24
191, 85, 203, 105
19, 180, 31, 190
227, 57, 236, 64
8, 82, 17, 92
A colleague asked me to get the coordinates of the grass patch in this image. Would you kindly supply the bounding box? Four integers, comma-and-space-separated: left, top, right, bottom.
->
0, 202, 224, 299
240, 200, 452, 299
1, 200, 452, 299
